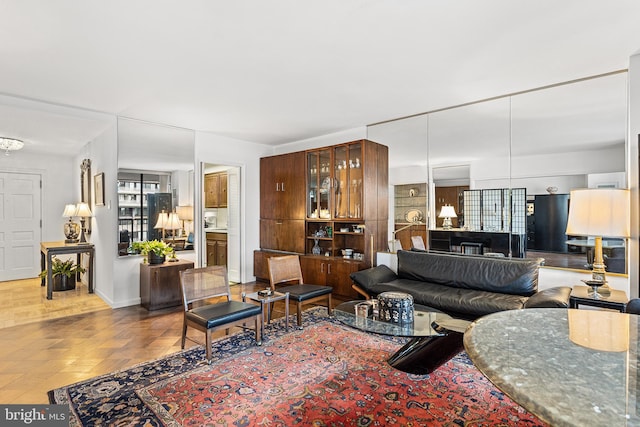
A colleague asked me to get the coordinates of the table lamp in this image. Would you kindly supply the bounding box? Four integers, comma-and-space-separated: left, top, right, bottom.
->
176, 205, 194, 236
75, 202, 93, 243
62, 204, 80, 243
154, 211, 169, 239
166, 212, 181, 242
438, 205, 457, 230
565, 188, 630, 291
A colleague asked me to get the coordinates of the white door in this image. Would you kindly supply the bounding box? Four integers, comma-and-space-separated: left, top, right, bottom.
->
226, 167, 241, 283
0, 172, 42, 281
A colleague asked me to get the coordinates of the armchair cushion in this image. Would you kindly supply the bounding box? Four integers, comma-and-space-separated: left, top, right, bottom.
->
187, 301, 262, 329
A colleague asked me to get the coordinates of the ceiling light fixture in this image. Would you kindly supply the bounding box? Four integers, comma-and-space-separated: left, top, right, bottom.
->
0, 137, 24, 156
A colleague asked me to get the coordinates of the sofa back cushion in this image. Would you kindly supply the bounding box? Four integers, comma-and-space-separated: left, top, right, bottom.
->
397, 250, 542, 296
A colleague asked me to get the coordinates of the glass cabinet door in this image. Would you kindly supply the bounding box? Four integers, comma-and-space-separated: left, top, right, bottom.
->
334, 143, 363, 219
307, 149, 332, 218
334, 146, 348, 218
348, 142, 362, 218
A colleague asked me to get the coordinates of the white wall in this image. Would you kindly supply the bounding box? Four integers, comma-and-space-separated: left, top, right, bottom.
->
195, 132, 273, 283
275, 127, 367, 154
81, 123, 120, 306
628, 50, 640, 298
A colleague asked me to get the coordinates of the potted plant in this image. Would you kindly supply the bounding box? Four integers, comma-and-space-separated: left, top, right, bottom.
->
39, 256, 86, 291
131, 240, 174, 264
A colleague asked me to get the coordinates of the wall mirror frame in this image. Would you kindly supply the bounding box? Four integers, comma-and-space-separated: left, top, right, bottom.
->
116, 117, 195, 256
367, 70, 628, 274
80, 158, 92, 234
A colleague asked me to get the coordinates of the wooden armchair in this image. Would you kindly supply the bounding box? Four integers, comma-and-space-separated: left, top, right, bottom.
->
180, 266, 262, 363
267, 255, 332, 328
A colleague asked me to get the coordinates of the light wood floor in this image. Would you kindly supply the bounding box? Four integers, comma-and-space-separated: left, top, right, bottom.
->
0, 279, 274, 404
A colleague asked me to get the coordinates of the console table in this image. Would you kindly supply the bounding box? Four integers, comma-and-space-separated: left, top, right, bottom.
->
465, 308, 639, 426
140, 259, 194, 311
40, 241, 95, 300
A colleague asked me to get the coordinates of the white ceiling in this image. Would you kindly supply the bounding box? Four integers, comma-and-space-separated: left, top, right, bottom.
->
1, 1, 639, 156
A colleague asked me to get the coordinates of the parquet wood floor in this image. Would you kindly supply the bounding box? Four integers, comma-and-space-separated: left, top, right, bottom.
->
0, 279, 276, 404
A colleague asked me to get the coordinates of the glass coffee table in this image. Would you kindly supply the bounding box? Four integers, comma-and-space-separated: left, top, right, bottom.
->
334, 300, 470, 374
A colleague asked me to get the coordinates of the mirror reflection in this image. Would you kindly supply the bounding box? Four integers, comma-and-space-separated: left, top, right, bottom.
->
367, 71, 628, 273
117, 118, 195, 256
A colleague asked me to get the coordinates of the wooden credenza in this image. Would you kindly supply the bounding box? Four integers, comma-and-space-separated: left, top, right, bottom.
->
140, 259, 194, 311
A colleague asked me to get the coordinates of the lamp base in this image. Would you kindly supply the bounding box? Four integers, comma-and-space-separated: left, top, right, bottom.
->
64, 220, 80, 243
442, 217, 453, 230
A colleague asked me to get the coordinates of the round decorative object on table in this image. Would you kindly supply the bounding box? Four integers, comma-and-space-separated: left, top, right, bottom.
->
378, 291, 414, 324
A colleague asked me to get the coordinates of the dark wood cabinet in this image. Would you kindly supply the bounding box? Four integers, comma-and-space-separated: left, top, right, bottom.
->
206, 232, 227, 266
260, 152, 306, 220
428, 229, 526, 258
259, 219, 305, 253
140, 259, 194, 311
256, 139, 388, 299
204, 172, 228, 208
435, 185, 468, 228
394, 223, 427, 251
300, 256, 360, 299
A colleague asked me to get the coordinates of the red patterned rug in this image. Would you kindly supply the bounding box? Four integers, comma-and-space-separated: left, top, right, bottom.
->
49, 308, 546, 426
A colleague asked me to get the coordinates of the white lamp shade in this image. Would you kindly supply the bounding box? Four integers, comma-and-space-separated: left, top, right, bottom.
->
166, 212, 181, 230
176, 205, 194, 221
565, 188, 630, 238
154, 212, 169, 229
438, 205, 458, 218
62, 204, 78, 217
75, 202, 93, 218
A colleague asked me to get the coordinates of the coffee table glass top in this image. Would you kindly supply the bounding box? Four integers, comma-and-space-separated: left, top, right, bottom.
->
465, 308, 639, 426
334, 300, 452, 338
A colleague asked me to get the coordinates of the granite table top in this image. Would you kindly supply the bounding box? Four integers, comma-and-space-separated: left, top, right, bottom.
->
464, 308, 640, 427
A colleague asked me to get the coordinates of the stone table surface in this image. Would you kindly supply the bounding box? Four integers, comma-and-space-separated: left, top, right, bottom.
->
464, 308, 640, 427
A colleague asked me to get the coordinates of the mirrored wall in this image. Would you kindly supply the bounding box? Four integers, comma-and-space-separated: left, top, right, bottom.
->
116, 117, 195, 256
367, 71, 628, 272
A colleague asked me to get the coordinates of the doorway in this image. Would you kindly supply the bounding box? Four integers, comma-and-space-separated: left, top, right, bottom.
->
0, 171, 42, 281
202, 164, 241, 283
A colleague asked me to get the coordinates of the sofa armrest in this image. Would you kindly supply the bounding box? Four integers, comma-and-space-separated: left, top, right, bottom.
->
352, 284, 373, 299
524, 286, 572, 309
350, 265, 398, 296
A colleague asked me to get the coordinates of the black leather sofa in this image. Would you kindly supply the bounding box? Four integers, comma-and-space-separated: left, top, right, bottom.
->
350, 250, 571, 321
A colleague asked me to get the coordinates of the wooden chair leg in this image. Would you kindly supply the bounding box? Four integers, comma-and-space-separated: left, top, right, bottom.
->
327, 294, 332, 315
205, 329, 213, 364
296, 301, 303, 327
255, 315, 262, 345
181, 320, 187, 349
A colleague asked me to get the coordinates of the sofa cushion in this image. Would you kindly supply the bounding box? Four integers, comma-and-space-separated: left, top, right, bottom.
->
397, 250, 542, 297
350, 264, 398, 291
364, 278, 528, 319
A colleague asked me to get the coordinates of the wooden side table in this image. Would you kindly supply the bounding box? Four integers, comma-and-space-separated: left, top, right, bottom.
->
242, 290, 289, 336
40, 241, 95, 300
140, 259, 194, 311
569, 285, 628, 312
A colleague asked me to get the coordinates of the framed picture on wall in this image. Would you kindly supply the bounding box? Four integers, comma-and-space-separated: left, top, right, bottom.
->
94, 172, 105, 206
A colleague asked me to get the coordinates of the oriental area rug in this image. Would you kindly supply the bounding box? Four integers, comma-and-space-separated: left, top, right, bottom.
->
49, 308, 546, 426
